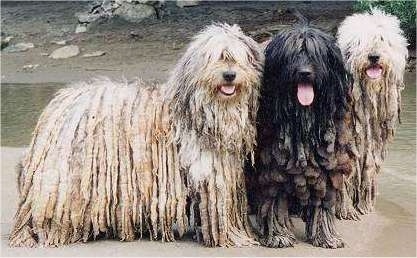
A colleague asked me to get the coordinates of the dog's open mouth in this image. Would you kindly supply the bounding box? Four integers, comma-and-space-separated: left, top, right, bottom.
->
366, 65, 383, 79
297, 83, 314, 106
219, 84, 236, 96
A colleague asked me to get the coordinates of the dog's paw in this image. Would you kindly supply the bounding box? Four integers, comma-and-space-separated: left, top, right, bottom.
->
9, 237, 38, 248
311, 235, 345, 249
260, 233, 296, 248
9, 225, 38, 247
357, 200, 375, 215
336, 206, 361, 221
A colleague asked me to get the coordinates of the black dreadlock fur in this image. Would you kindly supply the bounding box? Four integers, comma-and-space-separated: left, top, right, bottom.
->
251, 14, 355, 249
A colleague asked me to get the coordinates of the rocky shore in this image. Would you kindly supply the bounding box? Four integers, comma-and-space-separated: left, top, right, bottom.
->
1, 1, 354, 84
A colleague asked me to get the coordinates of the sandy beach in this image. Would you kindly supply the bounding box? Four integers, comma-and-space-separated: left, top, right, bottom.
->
1, 146, 415, 257
1, 1, 415, 256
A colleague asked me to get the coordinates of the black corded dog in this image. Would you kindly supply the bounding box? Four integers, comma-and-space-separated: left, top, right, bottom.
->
251, 11, 355, 248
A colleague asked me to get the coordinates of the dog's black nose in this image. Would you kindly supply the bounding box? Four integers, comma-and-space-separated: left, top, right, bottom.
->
223, 71, 236, 82
368, 54, 380, 63
299, 70, 312, 78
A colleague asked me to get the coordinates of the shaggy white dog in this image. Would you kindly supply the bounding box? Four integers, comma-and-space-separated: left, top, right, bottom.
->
336, 9, 408, 219
9, 23, 264, 247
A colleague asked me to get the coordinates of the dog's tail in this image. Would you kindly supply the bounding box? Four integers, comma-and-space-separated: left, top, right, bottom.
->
287, 8, 309, 25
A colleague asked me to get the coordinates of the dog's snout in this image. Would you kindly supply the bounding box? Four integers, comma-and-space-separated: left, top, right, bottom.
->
297, 68, 313, 81
223, 71, 236, 82
368, 54, 380, 63
299, 70, 312, 77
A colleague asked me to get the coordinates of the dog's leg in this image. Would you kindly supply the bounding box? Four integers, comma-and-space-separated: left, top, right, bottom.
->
194, 156, 258, 247
356, 154, 377, 215
335, 180, 360, 220
334, 109, 361, 221
9, 159, 38, 247
305, 188, 344, 249
258, 191, 296, 248
9, 219, 38, 247
224, 175, 259, 247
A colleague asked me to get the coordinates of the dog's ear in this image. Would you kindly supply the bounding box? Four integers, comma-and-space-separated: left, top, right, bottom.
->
239, 34, 264, 71
325, 42, 352, 119
164, 42, 197, 109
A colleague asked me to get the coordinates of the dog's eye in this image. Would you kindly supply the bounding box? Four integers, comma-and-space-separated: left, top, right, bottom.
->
247, 54, 254, 64
221, 51, 236, 63
345, 50, 351, 58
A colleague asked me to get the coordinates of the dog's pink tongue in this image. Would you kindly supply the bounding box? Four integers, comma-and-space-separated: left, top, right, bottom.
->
366, 66, 382, 79
220, 85, 236, 95
297, 83, 314, 106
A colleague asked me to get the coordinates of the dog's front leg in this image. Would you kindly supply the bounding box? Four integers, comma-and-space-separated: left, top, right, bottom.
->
356, 158, 378, 215
305, 187, 344, 248
258, 190, 296, 248
194, 163, 258, 247
334, 109, 361, 220
186, 149, 258, 247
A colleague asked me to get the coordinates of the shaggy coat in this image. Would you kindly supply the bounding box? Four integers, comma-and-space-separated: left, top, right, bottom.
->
335, 9, 408, 219
253, 19, 354, 249
9, 23, 264, 247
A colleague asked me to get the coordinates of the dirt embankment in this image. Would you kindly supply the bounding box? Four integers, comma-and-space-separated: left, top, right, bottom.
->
1, 1, 354, 84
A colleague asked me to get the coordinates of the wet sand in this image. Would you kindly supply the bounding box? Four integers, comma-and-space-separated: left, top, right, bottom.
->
1, 145, 415, 257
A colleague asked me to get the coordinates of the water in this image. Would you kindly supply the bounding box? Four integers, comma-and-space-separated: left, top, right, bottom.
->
378, 71, 416, 219
1, 83, 65, 147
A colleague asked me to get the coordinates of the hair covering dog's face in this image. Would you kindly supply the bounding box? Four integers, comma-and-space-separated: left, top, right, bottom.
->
167, 23, 264, 105
337, 9, 408, 86
263, 25, 350, 131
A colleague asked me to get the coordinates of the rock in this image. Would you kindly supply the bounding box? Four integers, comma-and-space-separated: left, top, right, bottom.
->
176, 0, 199, 8
75, 24, 88, 34
40, 52, 49, 56
1, 36, 13, 50
82, 50, 106, 58
129, 31, 142, 39
101, 0, 114, 11
77, 12, 101, 23
3, 42, 34, 53
143, 0, 166, 19
114, 0, 124, 6
51, 40, 66, 45
49, 45, 80, 59
114, 2, 155, 23
22, 64, 39, 72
